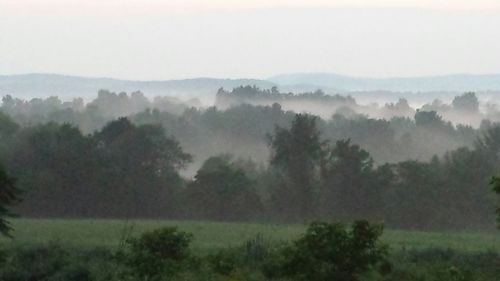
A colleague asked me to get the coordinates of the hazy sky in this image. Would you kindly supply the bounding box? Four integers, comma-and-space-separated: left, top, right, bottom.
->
1, 0, 500, 80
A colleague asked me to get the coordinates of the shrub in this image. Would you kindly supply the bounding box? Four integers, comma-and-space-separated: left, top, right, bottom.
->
382, 248, 500, 281
209, 233, 273, 276
124, 227, 193, 280
0, 243, 122, 281
0, 242, 69, 281
264, 220, 390, 281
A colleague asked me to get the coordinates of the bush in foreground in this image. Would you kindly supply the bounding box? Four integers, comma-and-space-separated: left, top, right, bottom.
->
0, 223, 498, 281
264, 220, 390, 281
123, 227, 193, 280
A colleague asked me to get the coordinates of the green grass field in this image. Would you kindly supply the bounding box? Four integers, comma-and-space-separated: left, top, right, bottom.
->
1, 219, 499, 253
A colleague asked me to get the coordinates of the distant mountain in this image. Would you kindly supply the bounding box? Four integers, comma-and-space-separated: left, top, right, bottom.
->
2, 73, 500, 103
0, 74, 276, 101
269, 73, 500, 92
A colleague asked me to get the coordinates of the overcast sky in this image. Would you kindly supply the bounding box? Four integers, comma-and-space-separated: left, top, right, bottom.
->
1, 0, 499, 80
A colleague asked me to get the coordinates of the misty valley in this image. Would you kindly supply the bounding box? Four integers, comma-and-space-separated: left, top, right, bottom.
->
3, 0, 500, 279
0, 86, 499, 280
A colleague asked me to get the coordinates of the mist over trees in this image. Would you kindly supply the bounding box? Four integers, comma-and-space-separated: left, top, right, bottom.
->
0, 87, 499, 230
268, 114, 322, 220
0, 88, 487, 168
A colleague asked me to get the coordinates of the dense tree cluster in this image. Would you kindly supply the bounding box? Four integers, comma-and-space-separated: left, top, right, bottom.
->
216, 86, 491, 126
216, 85, 356, 110
0, 88, 499, 230
1, 90, 197, 133
267, 115, 496, 229
0, 89, 485, 166
185, 155, 263, 220
0, 116, 191, 218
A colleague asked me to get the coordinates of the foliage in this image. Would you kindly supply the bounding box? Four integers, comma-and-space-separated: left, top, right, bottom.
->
452, 92, 479, 113
2, 118, 191, 218
0, 89, 499, 230
320, 139, 377, 220
186, 156, 262, 221
268, 114, 323, 220
208, 233, 275, 277
3, 219, 500, 253
0, 243, 120, 281
0, 239, 497, 281
491, 176, 500, 227
385, 160, 444, 229
0, 221, 499, 281
265, 221, 389, 281
0, 166, 20, 237
382, 248, 500, 281
124, 227, 193, 280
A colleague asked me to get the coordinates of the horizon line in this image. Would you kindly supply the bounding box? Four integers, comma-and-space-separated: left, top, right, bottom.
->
2, 72, 500, 82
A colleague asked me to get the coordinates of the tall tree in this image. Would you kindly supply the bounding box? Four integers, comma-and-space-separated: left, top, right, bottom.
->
385, 160, 444, 229
320, 139, 376, 220
6, 123, 93, 217
94, 118, 192, 217
268, 114, 322, 220
452, 92, 479, 113
186, 155, 262, 221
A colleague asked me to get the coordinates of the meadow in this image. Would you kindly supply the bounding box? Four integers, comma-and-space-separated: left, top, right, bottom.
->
1, 219, 499, 254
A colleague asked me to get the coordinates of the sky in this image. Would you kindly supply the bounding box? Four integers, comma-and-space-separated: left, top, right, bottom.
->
1, 0, 500, 80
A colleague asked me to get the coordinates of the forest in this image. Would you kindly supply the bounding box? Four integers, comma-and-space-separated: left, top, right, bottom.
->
0, 87, 498, 231
0, 86, 499, 281
3, 1, 500, 279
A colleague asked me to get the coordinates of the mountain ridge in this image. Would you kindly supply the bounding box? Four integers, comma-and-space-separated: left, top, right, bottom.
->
0, 73, 276, 101
2, 73, 500, 101
269, 72, 500, 92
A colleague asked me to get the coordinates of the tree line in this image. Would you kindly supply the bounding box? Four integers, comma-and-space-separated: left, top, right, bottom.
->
1, 89, 487, 168
0, 106, 498, 230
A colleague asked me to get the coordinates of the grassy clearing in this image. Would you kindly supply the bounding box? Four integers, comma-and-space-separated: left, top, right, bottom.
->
1, 219, 499, 253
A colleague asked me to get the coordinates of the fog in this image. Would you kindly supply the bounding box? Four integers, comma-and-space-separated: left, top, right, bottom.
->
1, 85, 497, 231
2, 3, 500, 281
1, 87, 495, 180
